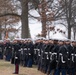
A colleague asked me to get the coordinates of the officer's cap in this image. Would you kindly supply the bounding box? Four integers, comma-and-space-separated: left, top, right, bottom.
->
27, 38, 32, 40
58, 39, 64, 42
53, 38, 58, 41
71, 40, 76, 43
0, 40, 3, 42
5, 38, 10, 41
14, 38, 21, 41
65, 39, 71, 42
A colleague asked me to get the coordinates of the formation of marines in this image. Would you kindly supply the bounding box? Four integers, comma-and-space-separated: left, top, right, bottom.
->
0, 38, 76, 75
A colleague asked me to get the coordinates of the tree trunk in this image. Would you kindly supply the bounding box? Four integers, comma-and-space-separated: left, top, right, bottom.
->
21, 0, 30, 38
65, 0, 73, 39
68, 25, 71, 39
74, 32, 75, 40
0, 25, 2, 40
68, 0, 72, 39
41, 0, 47, 38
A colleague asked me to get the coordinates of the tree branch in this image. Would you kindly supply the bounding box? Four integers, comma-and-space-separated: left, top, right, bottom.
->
0, 13, 21, 18
28, 12, 40, 19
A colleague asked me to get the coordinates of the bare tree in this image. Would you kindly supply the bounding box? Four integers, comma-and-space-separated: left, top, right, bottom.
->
57, 0, 76, 39
0, 0, 20, 39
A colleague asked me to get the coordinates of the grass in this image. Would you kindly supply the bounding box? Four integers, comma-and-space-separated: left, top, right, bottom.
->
0, 60, 46, 75
0, 61, 12, 67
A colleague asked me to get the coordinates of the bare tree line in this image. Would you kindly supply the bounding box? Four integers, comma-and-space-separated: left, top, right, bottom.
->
0, 0, 76, 39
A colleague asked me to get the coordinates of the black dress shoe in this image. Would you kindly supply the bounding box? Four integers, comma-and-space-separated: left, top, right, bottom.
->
13, 72, 18, 74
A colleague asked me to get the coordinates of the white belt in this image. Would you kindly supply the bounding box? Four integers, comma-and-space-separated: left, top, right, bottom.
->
28, 48, 30, 50
34, 49, 37, 51
24, 48, 27, 50
19, 48, 23, 51
29, 53, 31, 55
47, 55, 49, 59
38, 54, 40, 56
75, 54, 76, 56
52, 53, 57, 55
18, 49, 21, 51
59, 53, 62, 56
68, 58, 70, 60
45, 52, 48, 54
15, 57, 18, 59
21, 48, 23, 50
41, 51, 43, 53
9, 46, 11, 48
49, 52, 52, 54
71, 54, 74, 56
37, 49, 40, 51
61, 56, 66, 63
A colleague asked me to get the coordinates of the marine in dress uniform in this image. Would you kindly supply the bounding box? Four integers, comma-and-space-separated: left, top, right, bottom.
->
22, 40, 28, 67
47, 39, 54, 75
13, 51, 20, 74
54, 40, 68, 75
65, 40, 74, 75
0, 40, 4, 59
27, 39, 34, 67
4, 39, 12, 61
33, 39, 40, 65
